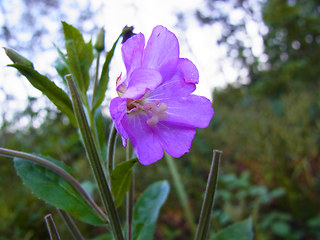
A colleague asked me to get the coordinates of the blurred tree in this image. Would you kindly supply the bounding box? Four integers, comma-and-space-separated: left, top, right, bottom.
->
0, 1, 106, 238
0, 0, 100, 52
195, 0, 265, 85
195, 0, 320, 90
255, 0, 320, 95
192, 0, 320, 239
0, 0, 105, 127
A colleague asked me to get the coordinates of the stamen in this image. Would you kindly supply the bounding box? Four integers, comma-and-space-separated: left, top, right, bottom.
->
147, 115, 159, 127
126, 98, 168, 127
146, 102, 168, 127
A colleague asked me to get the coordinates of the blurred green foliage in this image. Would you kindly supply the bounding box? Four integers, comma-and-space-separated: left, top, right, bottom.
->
1, 0, 320, 239
192, 80, 319, 239
0, 101, 92, 239
191, 0, 320, 239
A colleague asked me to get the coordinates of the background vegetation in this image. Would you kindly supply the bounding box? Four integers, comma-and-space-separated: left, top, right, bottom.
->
1, 0, 319, 239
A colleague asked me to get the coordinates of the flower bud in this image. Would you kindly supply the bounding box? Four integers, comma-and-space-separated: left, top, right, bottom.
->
94, 27, 105, 52
121, 26, 136, 44
4, 47, 34, 68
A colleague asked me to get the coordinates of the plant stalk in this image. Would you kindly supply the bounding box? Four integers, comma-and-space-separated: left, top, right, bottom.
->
66, 75, 124, 240
44, 214, 61, 240
92, 52, 101, 107
126, 142, 134, 240
89, 53, 103, 150
194, 150, 222, 240
107, 123, 117, 178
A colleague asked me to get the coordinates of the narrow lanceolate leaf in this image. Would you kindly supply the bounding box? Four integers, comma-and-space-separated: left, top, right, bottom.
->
92, 27, 132, 112
211, 218, 253, 240
54, 57, 69, 84
195, 150, 222, 240
14, 156, 105, 226
110, 159, 138, 207
132, 181, 170, 240
62, 21, 94, 94
53, 44, 69, 85
8, 63, 77, 126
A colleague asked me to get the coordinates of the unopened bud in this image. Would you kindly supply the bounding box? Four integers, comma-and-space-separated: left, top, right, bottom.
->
94, 27, 105, 52
4, 47, 34, 68
122, 26, 136, 44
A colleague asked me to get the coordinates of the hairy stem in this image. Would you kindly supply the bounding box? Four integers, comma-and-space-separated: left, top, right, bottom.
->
66, 75, 124, 240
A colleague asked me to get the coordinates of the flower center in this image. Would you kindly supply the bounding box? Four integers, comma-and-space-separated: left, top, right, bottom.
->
126, 99, 168, 127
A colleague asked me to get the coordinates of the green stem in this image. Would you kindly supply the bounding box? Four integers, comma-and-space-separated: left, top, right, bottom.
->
107, 124, 117, 178
126, 142, 134, 240
194, 150, 222, 240
66, 75, 124, 240
44, 214, 61, 240
164, 153, 196, 234
58, 210, 85, 240
87, 106, 101, 155
202, 212, 212, 240
0, 147, 108, 223
92, 52, 101, 107
89, 53, 103, 147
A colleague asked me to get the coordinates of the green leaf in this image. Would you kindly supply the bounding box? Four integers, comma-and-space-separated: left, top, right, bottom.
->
14, 156, 105, 226
211, 218, 253, 240
8, 63, 77, 126
91, 33, 122, 112
110, 159, 138, 207
271, 221, 290, 237
53, 58, 69, 84
307, 216, 320, 228
53, 44, 69, 84
89, 233, 112, 240
62, 21, 94, 94
132, 181, 170, 240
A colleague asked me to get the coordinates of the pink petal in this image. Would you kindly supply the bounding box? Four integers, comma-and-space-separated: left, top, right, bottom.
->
146, 58, 199, 100
109, 97, 128, 146
162, 95, 214, 128
122, 68, 162, 99
155, 122, 196, 158
178, 58, 199, 84
121, 113, 164, 165
142, 26, 179, 79
121, 33, 145, 75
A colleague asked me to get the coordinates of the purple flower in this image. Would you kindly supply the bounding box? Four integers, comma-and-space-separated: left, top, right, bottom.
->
110, 25, 214, 165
